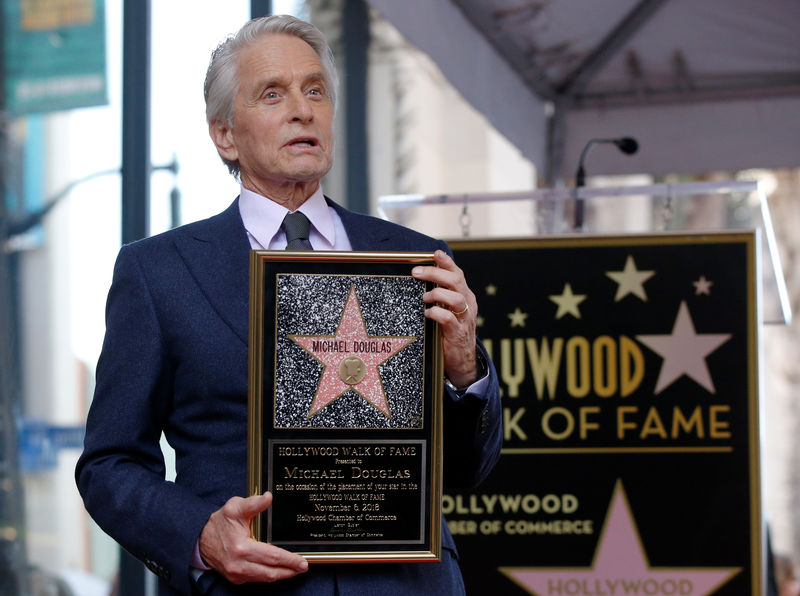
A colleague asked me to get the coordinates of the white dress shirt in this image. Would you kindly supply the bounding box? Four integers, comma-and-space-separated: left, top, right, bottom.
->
238, 184, 352, 251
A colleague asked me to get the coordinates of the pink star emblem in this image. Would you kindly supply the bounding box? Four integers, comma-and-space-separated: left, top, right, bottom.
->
290, 286, 416, 418
636, 301, 731, 394
500, 481, 740, 595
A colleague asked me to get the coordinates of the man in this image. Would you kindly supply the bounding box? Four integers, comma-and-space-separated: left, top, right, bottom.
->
76, 15, 502, 596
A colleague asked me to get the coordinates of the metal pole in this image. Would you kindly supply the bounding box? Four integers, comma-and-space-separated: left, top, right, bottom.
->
342, 0, 369, 214
121, 0, 151, 245
0, 166, 28, 596
544, 101, 567, 187
120, 1, 151, 593
250, 0, 272, 18
0, 3, 30, 593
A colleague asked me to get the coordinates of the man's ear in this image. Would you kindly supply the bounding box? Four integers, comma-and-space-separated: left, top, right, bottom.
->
209, 119, 238, 162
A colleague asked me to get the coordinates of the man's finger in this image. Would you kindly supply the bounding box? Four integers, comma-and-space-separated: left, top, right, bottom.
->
228, 553, 308, 585
235, 492, 273, 519
250, 542, 309, 573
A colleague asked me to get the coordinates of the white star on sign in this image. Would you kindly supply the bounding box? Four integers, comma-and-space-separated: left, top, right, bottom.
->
693, 276, 713, 295
636, 301, 731, 394
606, 255, 655, 302
549, 283, 587, 319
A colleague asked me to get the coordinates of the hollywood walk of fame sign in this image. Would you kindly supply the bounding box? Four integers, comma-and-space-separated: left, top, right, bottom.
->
248, 251, 443, 562
446, 233, 762, 595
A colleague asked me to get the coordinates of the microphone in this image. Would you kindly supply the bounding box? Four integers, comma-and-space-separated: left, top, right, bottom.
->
573, 137, 639, 230
613, 137, 639, 155
575, 137, 639, 187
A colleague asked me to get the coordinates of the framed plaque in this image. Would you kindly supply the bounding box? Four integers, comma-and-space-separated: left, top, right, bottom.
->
248, 251, 443, 562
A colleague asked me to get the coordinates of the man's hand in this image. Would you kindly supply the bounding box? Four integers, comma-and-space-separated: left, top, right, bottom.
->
199, 492, 308, 585
412, 250, 479, 388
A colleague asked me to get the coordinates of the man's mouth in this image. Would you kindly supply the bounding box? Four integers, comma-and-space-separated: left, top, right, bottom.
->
287, 138, 317, 147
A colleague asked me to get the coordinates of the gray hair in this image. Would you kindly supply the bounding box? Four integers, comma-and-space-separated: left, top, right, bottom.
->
204, 14, 339, 177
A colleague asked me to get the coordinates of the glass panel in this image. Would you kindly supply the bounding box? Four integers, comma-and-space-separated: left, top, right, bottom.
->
378, 180, 791, 325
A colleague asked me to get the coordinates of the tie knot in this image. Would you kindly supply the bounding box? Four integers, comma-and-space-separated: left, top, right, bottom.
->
282, 211, 313, 250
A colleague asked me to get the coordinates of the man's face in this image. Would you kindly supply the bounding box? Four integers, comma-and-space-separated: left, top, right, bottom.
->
214, 34, 335, 197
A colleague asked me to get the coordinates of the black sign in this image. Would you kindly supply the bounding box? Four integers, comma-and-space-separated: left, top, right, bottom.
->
449, 233, 760, 595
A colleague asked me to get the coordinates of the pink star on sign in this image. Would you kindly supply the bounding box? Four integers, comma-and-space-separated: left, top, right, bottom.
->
500, 481, 740, 595
636, 301, 731, 394
290, 286, 416, 418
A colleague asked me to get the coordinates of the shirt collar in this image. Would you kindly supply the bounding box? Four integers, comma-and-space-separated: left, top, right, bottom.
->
239, 184, 336, 249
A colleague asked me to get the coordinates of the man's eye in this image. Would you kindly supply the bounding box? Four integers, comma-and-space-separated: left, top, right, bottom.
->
264, 91, 279, 100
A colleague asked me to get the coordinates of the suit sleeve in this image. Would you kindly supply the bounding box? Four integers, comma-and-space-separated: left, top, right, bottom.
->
442, 339, 503, 488
75, 246, 216, 596
436, 240, 503, 489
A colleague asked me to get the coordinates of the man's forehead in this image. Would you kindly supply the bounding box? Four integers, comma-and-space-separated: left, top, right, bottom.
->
240, 34, 322, 71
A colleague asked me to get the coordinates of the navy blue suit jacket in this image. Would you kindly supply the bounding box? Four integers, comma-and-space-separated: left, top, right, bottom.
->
76, 198, 502, 595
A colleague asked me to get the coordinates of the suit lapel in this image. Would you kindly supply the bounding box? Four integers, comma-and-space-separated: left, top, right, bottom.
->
330, 200, 402, 251
173, 199, 251, 346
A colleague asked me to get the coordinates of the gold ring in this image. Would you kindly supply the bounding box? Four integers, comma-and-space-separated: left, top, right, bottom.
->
453, 303, 469, 316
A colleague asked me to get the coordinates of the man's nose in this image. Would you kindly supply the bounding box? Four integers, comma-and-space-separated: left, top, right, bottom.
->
287, 91, 314, 122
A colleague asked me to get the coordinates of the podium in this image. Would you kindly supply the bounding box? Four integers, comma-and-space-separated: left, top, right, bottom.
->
378, 180, 789, 595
